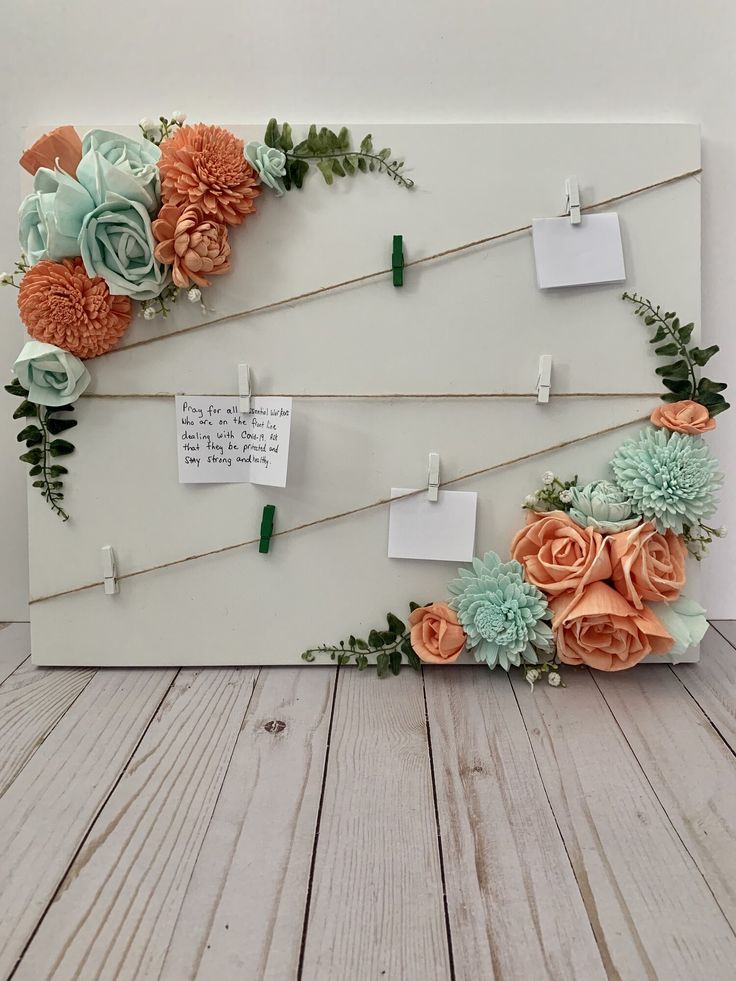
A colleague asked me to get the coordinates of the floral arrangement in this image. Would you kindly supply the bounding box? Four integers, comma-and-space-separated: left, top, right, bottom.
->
3, 116, 412, 519
304, 293, 728, 683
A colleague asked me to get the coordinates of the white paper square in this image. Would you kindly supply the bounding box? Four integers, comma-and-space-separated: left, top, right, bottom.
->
388, 488, 477, 562
176, 396, 292, 487
532, 213, 626, 289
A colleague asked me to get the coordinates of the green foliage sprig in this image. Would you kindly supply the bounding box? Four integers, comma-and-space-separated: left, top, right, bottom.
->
523, 472, 578, 513
265, 119, 414, 191
5, 378, 76, 521
622, 292, 729, 417
302, 606, 423, 676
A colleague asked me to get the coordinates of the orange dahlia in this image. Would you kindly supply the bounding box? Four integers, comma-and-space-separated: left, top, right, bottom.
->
152, 203, 231, 289
158, 123, 260, 226
18, 258, 132, 359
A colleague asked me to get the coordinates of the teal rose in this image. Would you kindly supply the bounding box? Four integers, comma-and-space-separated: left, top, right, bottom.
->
568, 480, 640, 533
79, 193, 167, 299
13, 340, 90, 407
19, 167, 94, 265
76, 129, 161, 213
245, 141, 286, 196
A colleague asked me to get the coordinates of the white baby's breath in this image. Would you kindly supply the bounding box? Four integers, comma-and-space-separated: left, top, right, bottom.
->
542, 471, 555, 486
547, 671, 562, 687
171, 111, 187, 124
142, 305, 157, 321
187, 287, 202, 303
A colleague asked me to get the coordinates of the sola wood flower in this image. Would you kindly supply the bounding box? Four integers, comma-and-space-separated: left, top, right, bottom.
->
609, 522, 686, 609
158, 124, 260, 226
20, 125, 82, 177
650, 399, 716, 435
408, 602, 466, 664
152, 204, 231, 289
17, 258, 132, 359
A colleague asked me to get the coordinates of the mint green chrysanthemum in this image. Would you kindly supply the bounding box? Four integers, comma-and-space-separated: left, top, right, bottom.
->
448, 552, 553, 671
610, 426, 722, 535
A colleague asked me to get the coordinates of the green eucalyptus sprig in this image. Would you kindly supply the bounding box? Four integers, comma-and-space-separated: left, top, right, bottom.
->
302, 605, 423, 677
265, 119, 414, 191
622, 292, 729, 417
5, 378, 76, 521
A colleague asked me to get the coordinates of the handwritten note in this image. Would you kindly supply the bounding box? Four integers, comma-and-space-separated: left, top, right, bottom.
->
176, 396, 292, 487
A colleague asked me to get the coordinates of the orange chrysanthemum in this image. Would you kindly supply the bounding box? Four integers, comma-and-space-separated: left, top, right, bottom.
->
152, 203, 231, 289
158, 123, 260, 226
18, 258, 132, 359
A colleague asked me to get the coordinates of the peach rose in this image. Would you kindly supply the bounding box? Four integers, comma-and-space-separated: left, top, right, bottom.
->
551, 582, 672, 671
408, 603, 466, 664
650, 400, 716, 435
510, 510, 612, 598
20, 126, 82, 177
609, 523, 686, 609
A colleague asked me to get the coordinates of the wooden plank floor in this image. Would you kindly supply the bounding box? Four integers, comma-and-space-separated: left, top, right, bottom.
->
1, 622, 735, 980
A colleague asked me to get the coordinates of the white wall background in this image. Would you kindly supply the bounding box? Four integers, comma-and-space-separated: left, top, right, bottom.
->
1, 0, 734, 620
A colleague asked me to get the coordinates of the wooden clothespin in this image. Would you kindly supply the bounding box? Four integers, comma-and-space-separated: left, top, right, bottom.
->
392, 235, 404, 287
238, 363, 252, 413
427, 452, 440, 502
564, 176, 581, 225
101, 545, 119, 595
537, 355, 552, 404
259, 505, 275, 554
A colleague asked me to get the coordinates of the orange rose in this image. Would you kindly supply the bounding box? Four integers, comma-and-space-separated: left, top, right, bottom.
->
408, 603, 466, 664
650, 400, 716, 435
609, 523, 686, 609
551, 582, 672, 671
19, 126, 82, 177
510, 510, 612, 597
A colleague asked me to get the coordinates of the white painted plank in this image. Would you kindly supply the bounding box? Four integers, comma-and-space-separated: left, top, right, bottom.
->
594, 664, 736, 929
673, 624, 736, 752
511, 668, 736, 980
424, 667, 607, 980
15, 666, 258, 981
161, 666, 335, 981
0, 666, 177, 978
0, 622, 30, 685
0, 660, 95, 797
300, 667, 451, 981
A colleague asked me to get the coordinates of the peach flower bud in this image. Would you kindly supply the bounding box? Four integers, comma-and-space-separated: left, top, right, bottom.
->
19, 126, 83, 177
408, 602, 466, 664
650, 400, 716, 435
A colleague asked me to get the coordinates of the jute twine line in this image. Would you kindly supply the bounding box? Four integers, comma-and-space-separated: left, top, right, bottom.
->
81, 391, 661, 401
30, 413, 649, 605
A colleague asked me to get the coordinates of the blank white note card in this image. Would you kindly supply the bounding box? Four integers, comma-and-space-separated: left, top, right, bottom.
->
532, 213, 626, 289
388, 488, 477, 562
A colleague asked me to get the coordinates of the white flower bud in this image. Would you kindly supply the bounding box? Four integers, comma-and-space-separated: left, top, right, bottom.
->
719, 525, 728, 537
139, 117, 155, 132
525, 668, 541, 688
142, 305, 157, 321
547, 671, 562, 687
542, 471, 555, 486
187, 287, 202, 303
171, 111, 187, 124
0, 272, 13, 284
523, 494, 537, 507
559, 488, 573, 504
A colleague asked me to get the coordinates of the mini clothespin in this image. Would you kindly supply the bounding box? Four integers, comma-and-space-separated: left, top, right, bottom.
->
564, 176, 581, 225
238, 363, 252, 413
427, 452, 440, 502
537, 355, 552, 404
101, 545, 119, 595
392, 235, 404, 287
259, 505, 275, 554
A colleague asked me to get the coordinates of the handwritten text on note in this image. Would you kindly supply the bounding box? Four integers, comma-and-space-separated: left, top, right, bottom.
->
176, 396, 292, 487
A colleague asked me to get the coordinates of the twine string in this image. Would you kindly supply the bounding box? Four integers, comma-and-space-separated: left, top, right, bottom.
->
81, 391, 661, 401
30, 413, 649, 606
103, 167, 702, 358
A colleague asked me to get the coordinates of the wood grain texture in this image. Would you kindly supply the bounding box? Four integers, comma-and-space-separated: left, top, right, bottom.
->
0, 666, 177, 978
0, 659, 95, 797
424, 667, 607, 981
161, 666, 336, 981
300, 667, 451, 981
14, 666, 258, 981
511, 667, 736, 980
673, 623, 736, 752
0, 622, 31, 685
594, 664, 736, 929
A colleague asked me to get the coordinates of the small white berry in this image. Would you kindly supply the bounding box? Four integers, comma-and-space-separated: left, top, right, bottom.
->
523, 494, 537, 507
542, 471, 555, 486
187, 287, 202, 303
142, 305, 157, 321
139, 117, 155, 132
171, 111, 187, 125
559, 489, 573, 504
547, 671, 562, 687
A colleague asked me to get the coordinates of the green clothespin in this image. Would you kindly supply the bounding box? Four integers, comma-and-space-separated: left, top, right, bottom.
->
259, 504, 275, 554
392, 234, 404, 287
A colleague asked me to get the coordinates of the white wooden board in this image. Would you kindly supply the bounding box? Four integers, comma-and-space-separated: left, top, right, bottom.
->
24, 123, 702, 665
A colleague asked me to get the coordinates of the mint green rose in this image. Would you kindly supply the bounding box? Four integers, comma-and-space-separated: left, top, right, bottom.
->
647, 596, 708, 660
77, 129, 161, 213
19, 167, 94, 265
13, 340, 90, 407
245, 141, 287, 196
79, 193, 167, 299
568, 480, 640, 533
